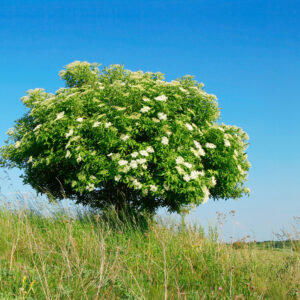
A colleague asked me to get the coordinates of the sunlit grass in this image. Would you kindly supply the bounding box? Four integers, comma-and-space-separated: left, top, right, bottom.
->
0, 201, 299, 299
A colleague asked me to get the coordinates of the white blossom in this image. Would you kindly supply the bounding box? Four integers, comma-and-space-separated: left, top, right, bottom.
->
190, 170, 203, 180
161, 136, 169, 145
150, 184, 158, 192
166, 131, 172, 136
190, 147, 205, 157
77, 154, 82, 162
244, 187, 251, 193
175, 166, 185, 175
205, 143, 216, 149
55, 111, 65, 121
86, 183, 95, 192
146, 146, 154, 153
28, 156, 33, 163
218, 127, 225, 132
114, 175, 121, 182
183, 162, 193, 169
66, 129, 74, 138
133, 179, 142, 190
179, 87, 187, 93
66, 150, 71, 158
137, 158, 147, 164
120, 134, 130, 141
130, 160, 138, 169
121, 165, 130, 173
118, 160, 128, 166
211, 176, 217, 186
202, 186, 210, 203
15, 141, 21, 148
143, 97, 150, 102
141, 164, 147, 169
183, 174, 191, 182
152, 118, 160, 123
131, 152, 139, 158
140, 106, 151, 113
93, 121, 101, 127
140, 150, 149, 156
224, 139, 231, 147
176, 156, 185, 164
105, 122, 112, 128
34, 124, 42, 131
76, 117, 83, 122
185, 123, 193, 131
154, 95, 167, 102
158, 112, 167, 120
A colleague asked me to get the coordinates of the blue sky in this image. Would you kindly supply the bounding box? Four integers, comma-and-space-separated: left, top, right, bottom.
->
0, 0, 299, 241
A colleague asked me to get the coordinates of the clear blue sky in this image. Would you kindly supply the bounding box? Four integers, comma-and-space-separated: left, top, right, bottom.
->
0, 0, 299, 241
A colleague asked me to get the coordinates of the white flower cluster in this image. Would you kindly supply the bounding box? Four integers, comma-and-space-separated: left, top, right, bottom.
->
161, 136, 169, 145
175, 156, 204, 182
185, 123, 193, 131
154, 95, 167, 102
158, 112, 167, 120
191, 140, 205, 157
140, 106, 151, 113
202, 186, 210, 203
205, 143, 216, 149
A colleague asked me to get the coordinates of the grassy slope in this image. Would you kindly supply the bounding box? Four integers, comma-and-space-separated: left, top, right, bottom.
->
0, 209, 299, 299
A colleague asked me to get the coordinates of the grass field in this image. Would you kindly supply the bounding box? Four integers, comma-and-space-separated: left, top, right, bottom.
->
0, 205, 299, 300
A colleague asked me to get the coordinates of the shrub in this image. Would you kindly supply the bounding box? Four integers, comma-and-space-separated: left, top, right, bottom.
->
0, 61, 250, 214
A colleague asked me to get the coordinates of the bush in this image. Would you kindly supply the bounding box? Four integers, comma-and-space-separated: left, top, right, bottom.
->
0, 61, 250, 214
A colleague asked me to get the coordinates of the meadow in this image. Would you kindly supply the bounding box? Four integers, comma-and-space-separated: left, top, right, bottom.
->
0, 198, 299, 299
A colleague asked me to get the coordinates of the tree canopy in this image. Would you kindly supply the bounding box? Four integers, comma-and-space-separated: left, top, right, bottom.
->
0, 61, 250, 214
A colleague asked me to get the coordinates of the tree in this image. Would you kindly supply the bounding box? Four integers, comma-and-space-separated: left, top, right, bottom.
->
0, 61, 251, 214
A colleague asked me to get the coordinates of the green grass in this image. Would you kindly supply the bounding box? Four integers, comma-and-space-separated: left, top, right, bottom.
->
0, 208, 299, 299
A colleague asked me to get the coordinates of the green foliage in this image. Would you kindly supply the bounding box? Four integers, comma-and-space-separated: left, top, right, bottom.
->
0, 61, 251, 213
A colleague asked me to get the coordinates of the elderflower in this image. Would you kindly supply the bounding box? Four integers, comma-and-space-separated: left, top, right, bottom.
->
183, 174, 191, 182
140, 150, 149, 156
205, 143, 216, 149
66, 150, 71, 158
146, 146, 154, 153
34, 124, 42, 131
185, 123, 193, 131
158, 112, 167, 120
175, 166, 185, 175
130, 160, 138, 169
76, 117, 83, 122
93, 121, 101, 127
150, 184, 158, 192
143, 97, 150, 102
66, 129, 74, 138
202, 186, 210, 203
131, 152, 139, 158
140, 106, 151, 113
120, 134, 130, 141
86, 183, 95, 192
55, 111, 65, 121
224, 139, 231, 147
118, 160, 128, 166
154, 95, 167, 102
183, 162, 192, 169
105, 122, 112, 128
114, 175, 121, 182
161, 136, 169, 145
176, 156, 184, 164
137, 158, 146, 164
15, 141, 21, 148
211, 176, 217, 186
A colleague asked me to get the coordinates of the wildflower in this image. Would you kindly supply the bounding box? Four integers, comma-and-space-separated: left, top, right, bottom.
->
146, 146, 154, 153
114, 175, 121, 182
55, 111, 65, 121
205, 143, 216, 149
130, 160, 138, 169
224, 139, 231, 147
158, 112, 167, 120
183, 162, 192, 169
105, 122, 112, 128
66, 129, 73, 138
120, 134, 130, 141
140, 106, 151, 113
185, 123, 193, 131
150, 184, 158, 192
76, 117, 83, 122
140, 150, 149, 156
176, 156, 184, 164
34, 124, 42, 131
154, 95, 167, 101
118, 160, 128, 166
131, 152, 139, 158
93, 121, 101, 127
161, 136, 169, 145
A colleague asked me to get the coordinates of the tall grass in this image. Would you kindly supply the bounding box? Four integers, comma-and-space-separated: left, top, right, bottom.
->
0, 203, 299, 299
